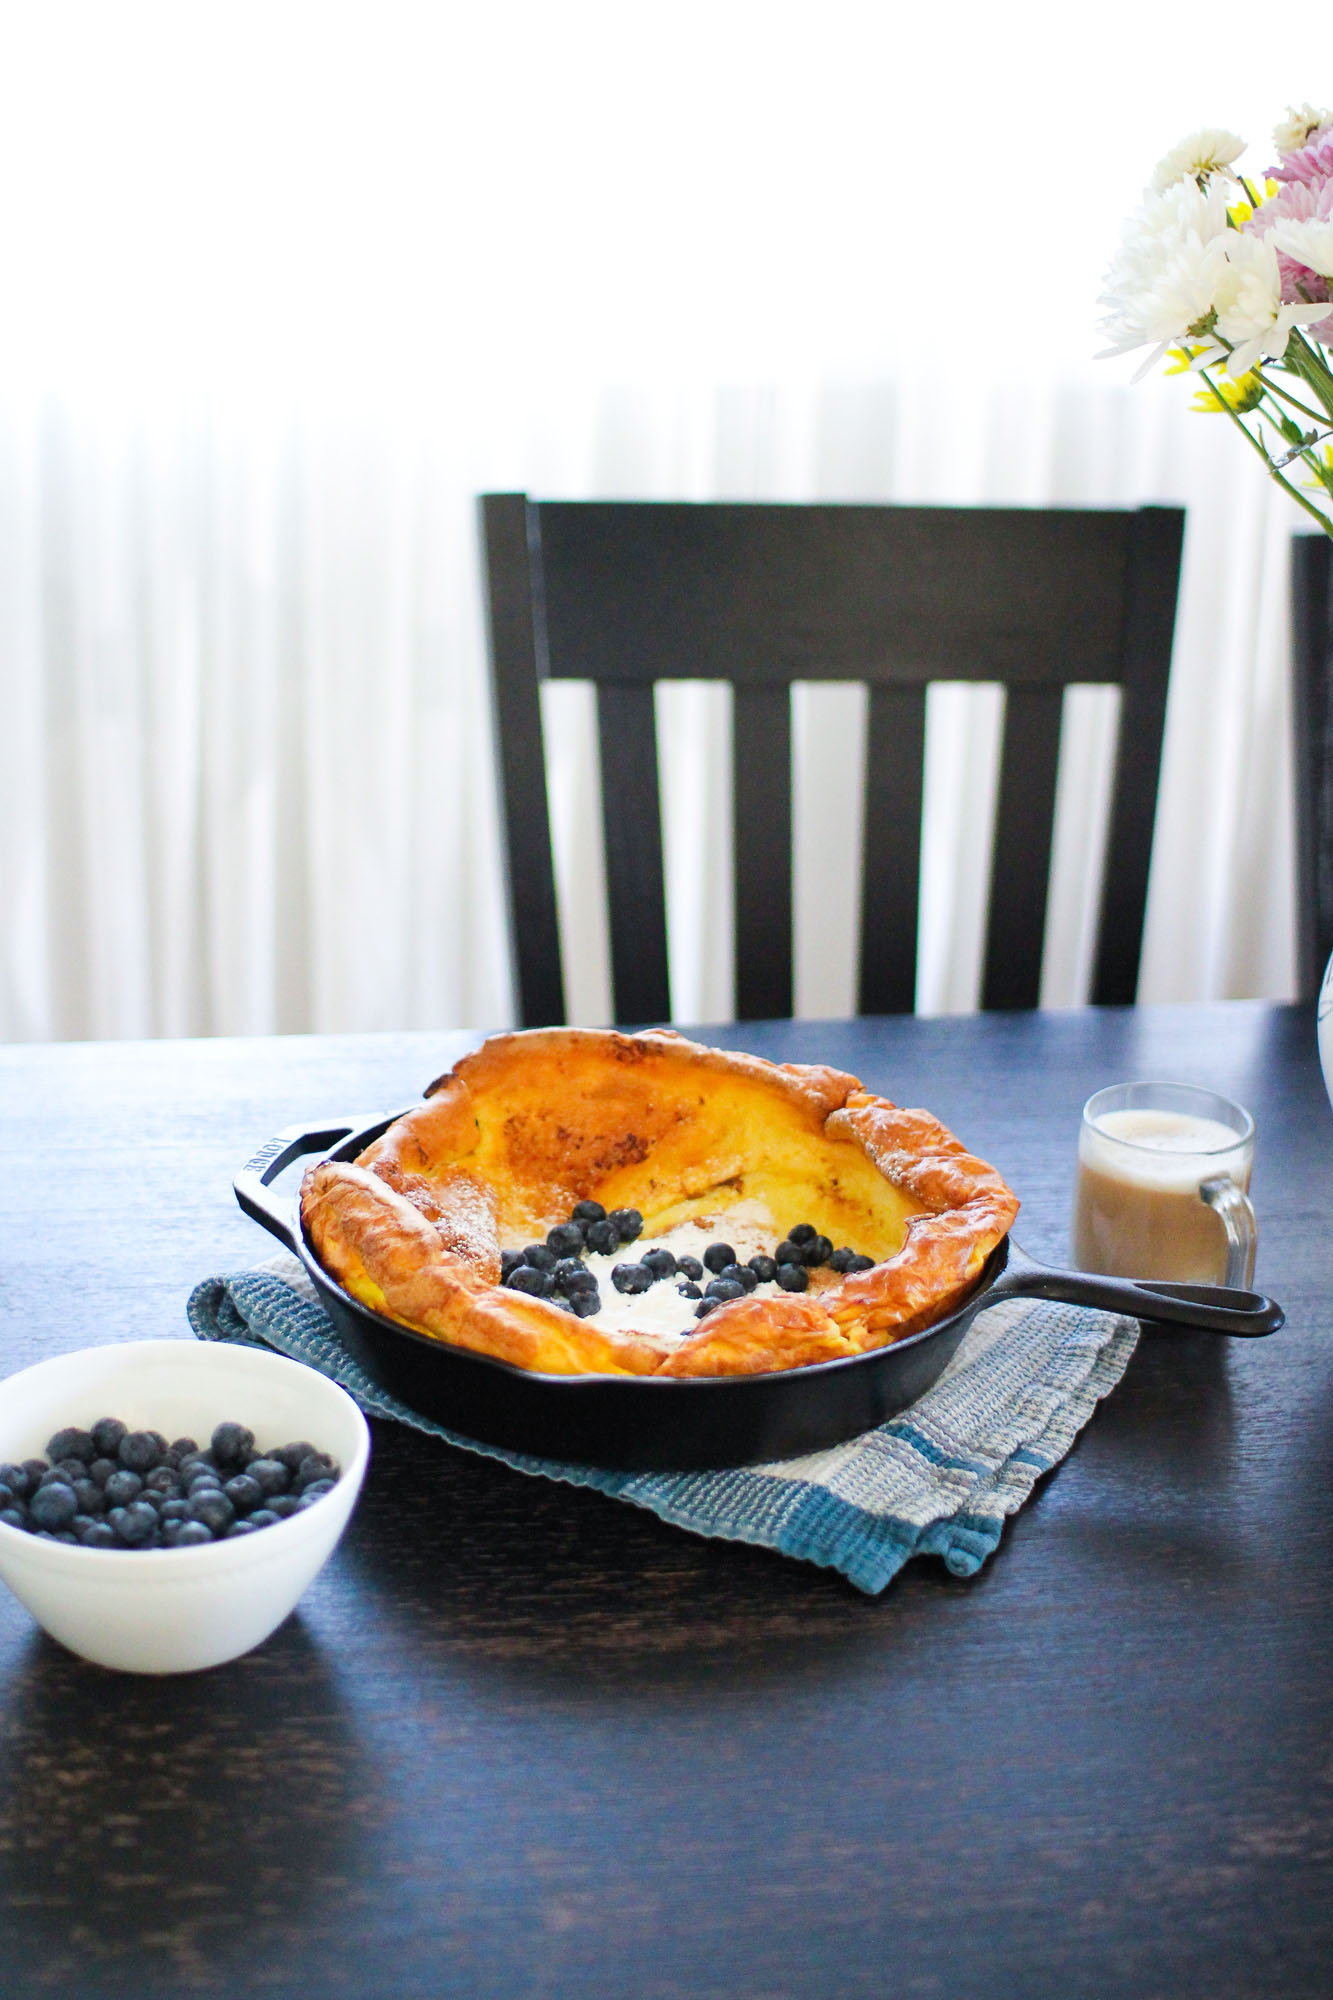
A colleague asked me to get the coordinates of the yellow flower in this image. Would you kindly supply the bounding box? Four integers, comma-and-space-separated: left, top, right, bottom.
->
1191, 370, 1264, 414
1165, 344, 1209, 373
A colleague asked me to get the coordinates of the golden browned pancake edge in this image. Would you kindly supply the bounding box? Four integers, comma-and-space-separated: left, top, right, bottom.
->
299, 1027, 1019, 1378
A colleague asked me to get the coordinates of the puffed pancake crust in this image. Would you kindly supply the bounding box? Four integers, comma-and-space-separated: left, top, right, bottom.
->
299, 1028, 1020, 1379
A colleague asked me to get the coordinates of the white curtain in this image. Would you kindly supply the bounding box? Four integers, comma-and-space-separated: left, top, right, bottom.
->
0, 2, 1317, 1040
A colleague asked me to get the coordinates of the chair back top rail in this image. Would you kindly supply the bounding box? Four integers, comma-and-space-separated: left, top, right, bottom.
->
481, 495, 1185, 1026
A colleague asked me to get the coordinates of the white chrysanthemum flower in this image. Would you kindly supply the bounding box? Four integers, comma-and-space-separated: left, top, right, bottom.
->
1268, 215, 1333, 279
1097, 178, 1233, 376
1213, 232, 1332, 373
1273, 103, 1332, 157
1149, 127, 1245, 191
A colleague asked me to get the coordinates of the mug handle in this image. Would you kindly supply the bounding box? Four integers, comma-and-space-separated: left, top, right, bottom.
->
1200, 1175, 1257, 1288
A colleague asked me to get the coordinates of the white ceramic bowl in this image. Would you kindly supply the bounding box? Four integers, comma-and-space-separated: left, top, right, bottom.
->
0, 1340, 370, 1674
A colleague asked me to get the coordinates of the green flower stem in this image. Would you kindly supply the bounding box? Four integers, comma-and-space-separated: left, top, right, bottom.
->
1198, 366, 1333, 537
1256, 372, 1331, 427
1284, 333, 1333, 419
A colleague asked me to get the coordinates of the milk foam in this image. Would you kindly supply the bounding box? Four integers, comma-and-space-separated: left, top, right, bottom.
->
1080, 1108, 1248, 1193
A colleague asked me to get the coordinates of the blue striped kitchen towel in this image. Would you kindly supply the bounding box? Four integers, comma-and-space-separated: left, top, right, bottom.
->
187, 1253, 1138, 1595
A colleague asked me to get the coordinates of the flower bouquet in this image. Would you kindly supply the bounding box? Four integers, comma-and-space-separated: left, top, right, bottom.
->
1099, 105, 1333, 539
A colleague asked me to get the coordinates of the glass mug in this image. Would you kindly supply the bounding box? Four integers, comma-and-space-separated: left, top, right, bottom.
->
1071, 1082, 1257, 1286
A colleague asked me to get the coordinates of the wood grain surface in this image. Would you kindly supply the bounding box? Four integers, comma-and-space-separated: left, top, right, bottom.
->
1, 1005, 1331, 2000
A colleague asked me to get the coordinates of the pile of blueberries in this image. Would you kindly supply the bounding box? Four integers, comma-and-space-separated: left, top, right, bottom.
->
0, 1419, 341, 1550
499, 1204, 877, 1321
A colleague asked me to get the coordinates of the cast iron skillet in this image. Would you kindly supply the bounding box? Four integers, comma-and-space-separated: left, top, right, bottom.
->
235, 1114, 1285, 1471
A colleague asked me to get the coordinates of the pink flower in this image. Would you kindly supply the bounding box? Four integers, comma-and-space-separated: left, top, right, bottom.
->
1245, 178, 1333, 340
1269, 122, 1333, 186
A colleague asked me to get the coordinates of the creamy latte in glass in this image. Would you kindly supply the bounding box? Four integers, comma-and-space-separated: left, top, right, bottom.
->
1072, 1082, 1256, 1285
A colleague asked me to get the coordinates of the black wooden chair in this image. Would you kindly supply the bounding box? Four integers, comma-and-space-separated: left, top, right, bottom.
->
481, 495, 1185, 1026
1292, 532, 1333, 1002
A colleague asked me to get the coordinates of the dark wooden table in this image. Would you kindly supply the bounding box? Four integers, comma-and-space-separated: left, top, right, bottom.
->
2, 1003, 1331, 2000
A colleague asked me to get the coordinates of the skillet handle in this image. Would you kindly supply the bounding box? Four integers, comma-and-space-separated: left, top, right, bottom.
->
990, 1260, 1284, 1337
234, 1121, 366, 1256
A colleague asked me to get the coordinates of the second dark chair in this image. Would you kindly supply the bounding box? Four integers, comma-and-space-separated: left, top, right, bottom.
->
481, 495, 1185, 1027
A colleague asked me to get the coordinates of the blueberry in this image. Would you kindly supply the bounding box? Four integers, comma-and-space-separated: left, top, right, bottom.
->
142, 1465, 181, 1495
522, 1243, 557, 1271
46, 1427, 95, 1465
571, 1199, 606, 1223
176, 1455, 216, 1483
158, 1499, 191, 1524
704, 1278, 745, 1302
0, 1463, 32, 1500
78, 1520, 118, 1549
247, 1509, 281, 1530
104, 1469, 145, 1508
21, 1459, 48, 1490
676, 1256, 703, 1282
52, 1457, 91, 1482
166, 1437, 200, 1467
500, 1248, 523, 1280
546, 1222, 586, 1258
719, 1263, 758, 1292
567, 1290, 602, 1318
188, 1489, 235, 1534
677, 1281, 702, 1300
224, 1474, 264, 1514
776, 1263, 809, 1292
88, 1456, 120, 1488
73, 1478, 105, 1515
584, 1219, 619, 1256
611, 1262, 654, 1295
641, 1246, 677, 1280
244, 1458, 291, 1497
805, 1235, 833, 1267
0, 1484, 16, 1510
266, 1494, 302, 1518
703, 1243, 735, 1274
0, 1507, 27, 1530
846, 1253, 875, 1273
272, 1441, 317, 1472
829, 1247, 855, 1273
748, 1255, 778, 1284
298, 1479, 336, 1505
109, 1500, 158, 1545
211, 1422, 255, 1469
508, 1264, 547, 1297
788, 1223, 817, 1245
552, 1256, 589, 1292
225, 1519, 259, 1537
694, 1297, 721, 1318
90, 1417, 128, 1459
774, 1239, 803, 1266
607, 1208, 643, 1243
171, 1520, 214, 1547
186, 1471, 224, 1496
119, 1430, 166, 1474
294, 1453, 339, 1490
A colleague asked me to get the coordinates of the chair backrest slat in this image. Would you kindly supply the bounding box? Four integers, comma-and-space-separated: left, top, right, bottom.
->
596, 682, 672, 1025
982, 683, 1065, 1010
858, 684, 926, 1014
481, 495, 1185, 1026
732, 684, 793, 1020
1292, 533, 1333, 1002
481, 491, 566, 1028
1091, 505, 1184, 1006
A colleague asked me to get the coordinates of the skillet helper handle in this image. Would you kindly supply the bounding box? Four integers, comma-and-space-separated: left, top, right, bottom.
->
993, 1261, 1284, 1337
234, 1121, 364, 1256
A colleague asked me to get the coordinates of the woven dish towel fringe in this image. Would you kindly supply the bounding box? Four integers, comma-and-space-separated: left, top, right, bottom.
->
188, 1254, 1138, 1595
